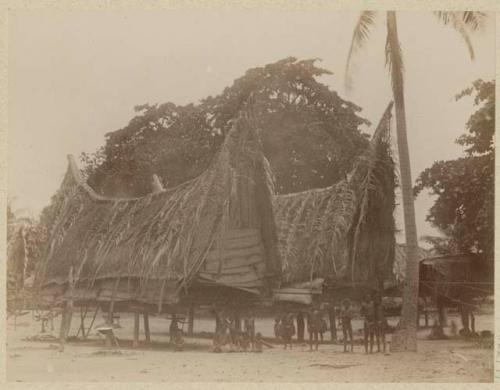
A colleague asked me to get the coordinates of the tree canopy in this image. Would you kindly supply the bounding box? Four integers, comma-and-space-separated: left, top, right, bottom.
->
414, 79, 494, 263
82, 57, 370, 197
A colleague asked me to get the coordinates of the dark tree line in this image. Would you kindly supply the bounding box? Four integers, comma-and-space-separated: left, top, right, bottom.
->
81, 58, 371, 197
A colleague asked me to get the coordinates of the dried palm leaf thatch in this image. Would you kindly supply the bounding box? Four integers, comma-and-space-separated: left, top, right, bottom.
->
36, 114, 281, 309
346, 102, 396, 290
274, 102, 396, 292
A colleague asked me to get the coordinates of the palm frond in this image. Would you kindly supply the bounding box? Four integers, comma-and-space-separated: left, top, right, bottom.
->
344, 11, 377, 92
385, 12, 405, 97
436, 11, 487, 32
434, 11, 481, 60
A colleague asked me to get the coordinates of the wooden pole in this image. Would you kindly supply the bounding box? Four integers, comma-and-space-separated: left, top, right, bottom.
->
133, 312, 140, 348
143, 312, 151, 346
328, 305, 337, 342
49, 307, 54, 331
59, 266, 74, 351
187, 305, 194, 337
84, 305, 99, 339
424, 298, 429, 328
76, 304, 89, 338
234, 309, 242, 332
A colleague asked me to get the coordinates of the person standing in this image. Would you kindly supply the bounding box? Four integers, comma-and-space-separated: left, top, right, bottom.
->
296, 311, 305, 343
169, 314, 179, 343
360, 294, 375, 353
373, 293, 387, 353
243, 311, 256, 351
281, 312, 295, 349
318, 310, 328, 342
307, 309, 320, 351
274, 314, 282, 340
340, 298, 354, 352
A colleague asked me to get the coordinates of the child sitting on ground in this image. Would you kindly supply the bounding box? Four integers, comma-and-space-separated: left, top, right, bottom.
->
254, 332, 263, 353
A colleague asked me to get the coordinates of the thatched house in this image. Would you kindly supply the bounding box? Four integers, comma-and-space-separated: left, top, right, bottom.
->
36, 102, 398, 335
36, 113, 281, 314
419, 254, 493, 334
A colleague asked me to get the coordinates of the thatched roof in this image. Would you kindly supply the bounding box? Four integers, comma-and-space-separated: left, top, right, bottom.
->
274, 103, 396, 292
37, 114, 281, 308
37, 103, 398, 309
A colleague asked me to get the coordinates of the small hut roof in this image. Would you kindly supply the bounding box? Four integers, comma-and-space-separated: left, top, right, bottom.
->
419, 253, 493, 300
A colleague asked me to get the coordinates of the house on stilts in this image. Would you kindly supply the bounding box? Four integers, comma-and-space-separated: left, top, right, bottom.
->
35, 103, 398, 342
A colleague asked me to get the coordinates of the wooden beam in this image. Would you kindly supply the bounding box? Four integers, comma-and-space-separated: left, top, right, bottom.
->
143, 313, 151, 345
133, 312, 140, 348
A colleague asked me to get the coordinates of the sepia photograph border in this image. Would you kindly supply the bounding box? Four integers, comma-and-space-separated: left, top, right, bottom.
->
0, 0, 499, 388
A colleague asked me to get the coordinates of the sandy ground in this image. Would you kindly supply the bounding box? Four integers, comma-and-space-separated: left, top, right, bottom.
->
6, 309, 494, 383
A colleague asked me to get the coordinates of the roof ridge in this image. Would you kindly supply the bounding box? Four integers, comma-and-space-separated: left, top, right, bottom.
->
66, 154, 197, 203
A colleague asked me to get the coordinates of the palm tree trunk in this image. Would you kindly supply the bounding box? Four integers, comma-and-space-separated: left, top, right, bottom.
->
386, 11, 420, 352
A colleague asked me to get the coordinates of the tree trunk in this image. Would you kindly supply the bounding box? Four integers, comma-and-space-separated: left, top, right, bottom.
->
386, 11, 419, 353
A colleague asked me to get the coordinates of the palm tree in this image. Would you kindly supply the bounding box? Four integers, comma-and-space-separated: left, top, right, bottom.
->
345, 11, 486, 352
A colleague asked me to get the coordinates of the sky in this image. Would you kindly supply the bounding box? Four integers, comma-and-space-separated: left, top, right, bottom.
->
8, 9, 495, 244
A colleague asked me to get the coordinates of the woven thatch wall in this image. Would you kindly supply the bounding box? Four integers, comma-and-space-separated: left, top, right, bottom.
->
274, 103, 396, 291
37, 114, 280, 309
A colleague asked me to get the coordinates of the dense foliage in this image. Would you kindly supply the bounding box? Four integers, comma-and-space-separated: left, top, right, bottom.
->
414, 79, 494, 263
81, 58, 371, 197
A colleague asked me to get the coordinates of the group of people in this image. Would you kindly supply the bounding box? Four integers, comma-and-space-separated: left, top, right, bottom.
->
212, 310, 264, 353
274, 308, 328, 351
335, 293, 387, 353
274, 292, 388, 354
171, 292, 388, 354
360, 292, 387, 354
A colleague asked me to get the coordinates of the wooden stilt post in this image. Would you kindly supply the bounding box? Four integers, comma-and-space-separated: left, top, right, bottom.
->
133, 312, 140, 348
103, 278, 120, 348
328, 304, 337, 342
416, 305, 420, 328
424, 298, 429, 328
187, 305, 194, 337
143, 312, 151, 346
59, 266, 75, 351
234, 309, 242, 332
84, 305, 99, 339
76, 304, 89, 338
